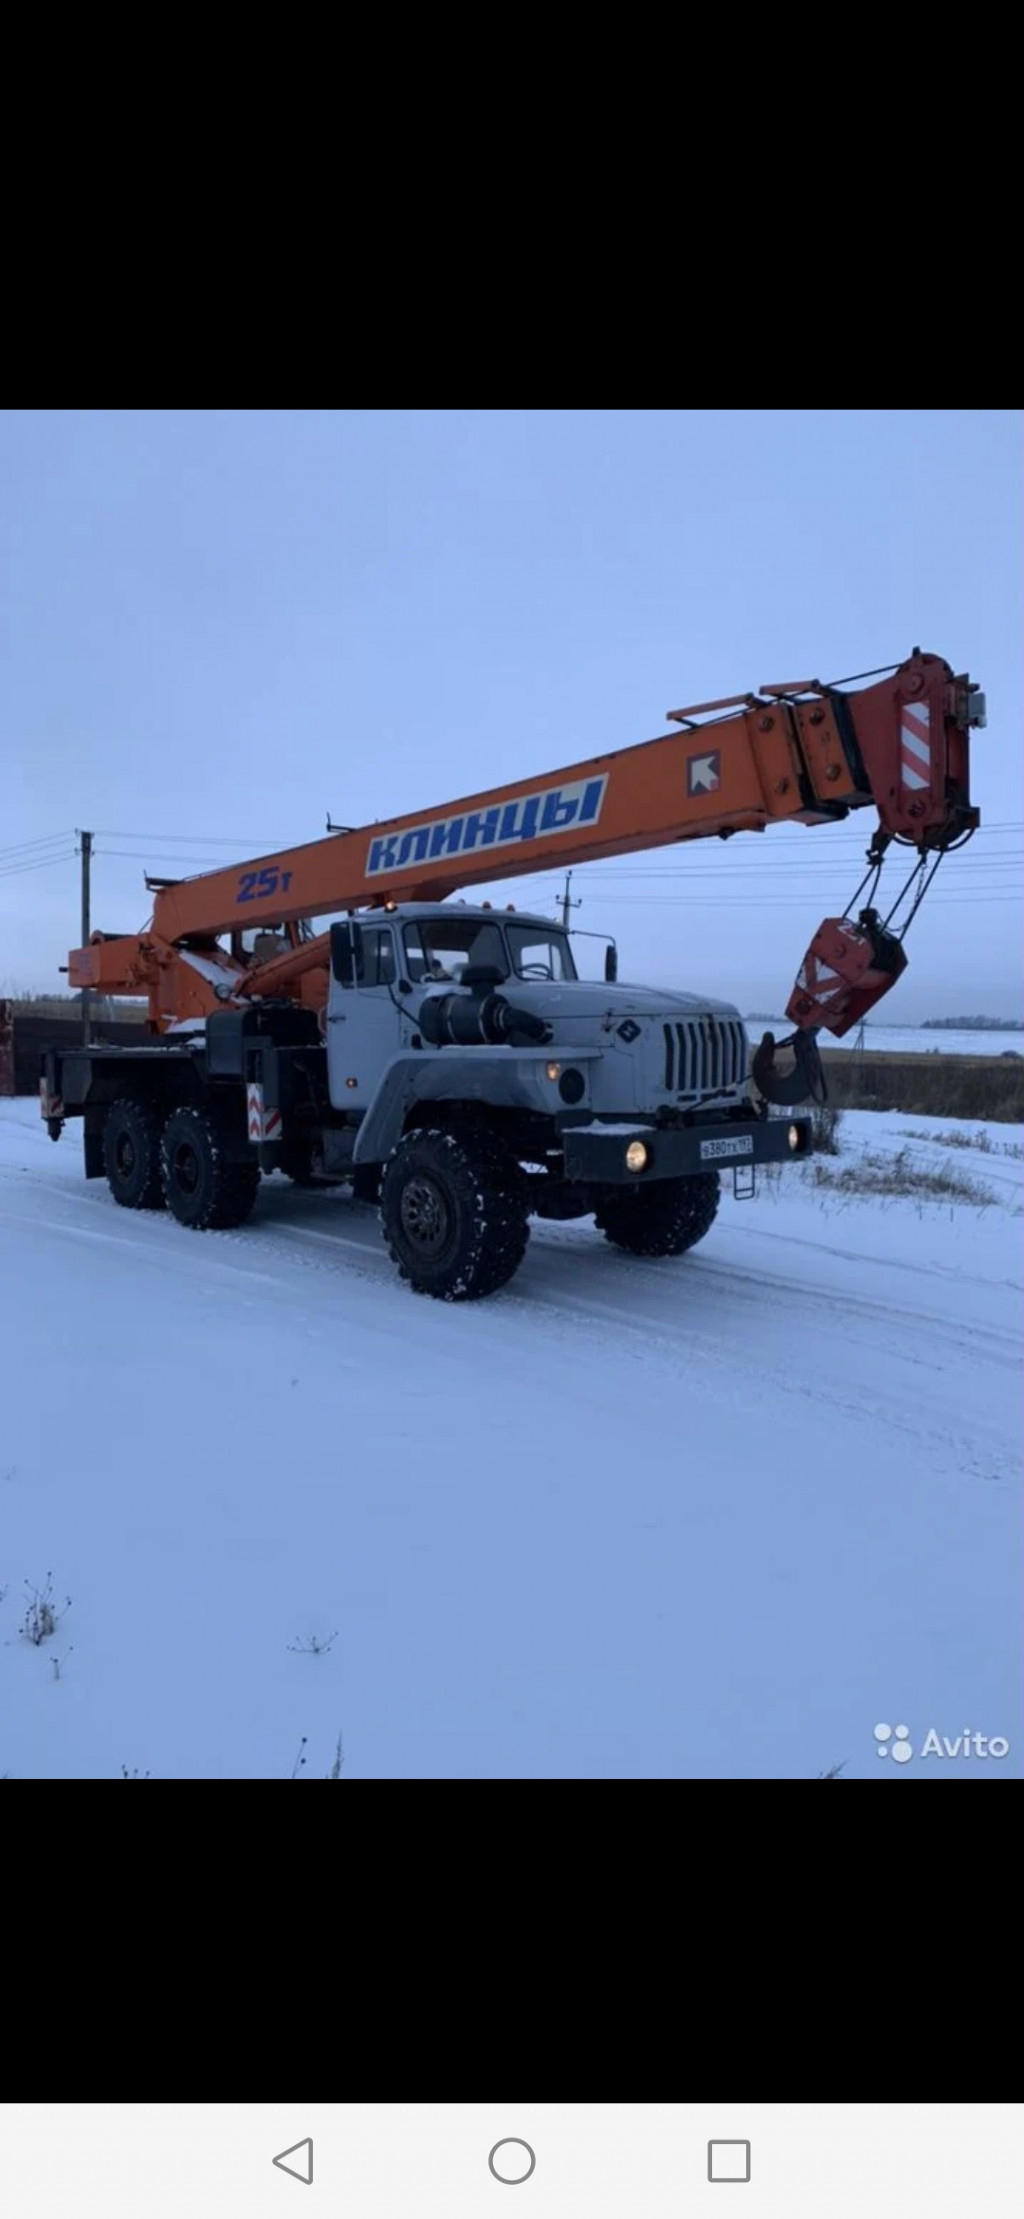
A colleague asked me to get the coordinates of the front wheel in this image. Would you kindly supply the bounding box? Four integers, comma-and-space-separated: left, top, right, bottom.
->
380, 1126, 528, 1300
162, 1106, 260, 1230
594, 1171, 720, 1257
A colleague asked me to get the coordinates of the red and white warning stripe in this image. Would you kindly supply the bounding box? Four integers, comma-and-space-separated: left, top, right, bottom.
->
246, 1083, 282, 1144
900, 699, 931, 792
795, 955, 847, 1009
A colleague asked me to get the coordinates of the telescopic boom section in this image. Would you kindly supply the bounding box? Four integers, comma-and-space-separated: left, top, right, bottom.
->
144, 648, 984, 938
68, 650, 982, 1034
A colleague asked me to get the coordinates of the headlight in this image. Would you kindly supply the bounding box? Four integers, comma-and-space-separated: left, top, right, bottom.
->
788, 1123, 801, 1151
625, 1139, 649, 1173
558, 1068, 586, 1105
545, 1061, 561, 1080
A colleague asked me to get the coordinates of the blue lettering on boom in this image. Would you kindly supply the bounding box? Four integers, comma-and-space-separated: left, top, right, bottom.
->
365, 776, 608, 878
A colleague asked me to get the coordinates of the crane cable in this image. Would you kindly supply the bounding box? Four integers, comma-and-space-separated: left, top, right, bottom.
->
754, 822, 973, 1115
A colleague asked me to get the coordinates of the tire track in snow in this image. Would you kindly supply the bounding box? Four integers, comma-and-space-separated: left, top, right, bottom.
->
3, 1159, 1019, 1482
499, 1263, 1020, 1489
5, 1160, 1019, 1374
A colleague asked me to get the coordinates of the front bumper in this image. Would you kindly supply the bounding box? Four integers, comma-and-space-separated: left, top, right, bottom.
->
561, 1113, 812, 1184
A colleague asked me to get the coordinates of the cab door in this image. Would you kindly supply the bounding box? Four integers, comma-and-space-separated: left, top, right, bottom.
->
327, 922, 403, 1110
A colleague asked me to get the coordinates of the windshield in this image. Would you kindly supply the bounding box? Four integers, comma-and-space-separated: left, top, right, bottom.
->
403, 918, 509, 983
401, 917, 577, 985
506, 924, 576, 980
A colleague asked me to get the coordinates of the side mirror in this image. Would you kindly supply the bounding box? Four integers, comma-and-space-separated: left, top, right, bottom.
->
604, 942, 618, 983
330, 919, 364, 987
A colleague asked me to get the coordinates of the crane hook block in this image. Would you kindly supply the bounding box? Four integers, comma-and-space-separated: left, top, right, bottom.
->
784, 909, 907, 1039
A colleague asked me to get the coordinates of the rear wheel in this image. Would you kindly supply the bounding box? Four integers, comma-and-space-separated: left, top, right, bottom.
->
162, 1106, 259, 1230
103, 1098, 166, 1210
595, 1171, 720, 1257
380, 1125, 528, 1300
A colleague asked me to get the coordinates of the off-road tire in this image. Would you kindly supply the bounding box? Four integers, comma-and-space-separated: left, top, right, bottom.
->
103, 1098, 166, 1210
380, 1125, 528, 1300
594, 1171, 720, 1257
162, 1105, 260, 1231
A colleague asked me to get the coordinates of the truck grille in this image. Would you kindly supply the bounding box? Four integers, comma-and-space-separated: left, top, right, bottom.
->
662, 1017, 748, 1097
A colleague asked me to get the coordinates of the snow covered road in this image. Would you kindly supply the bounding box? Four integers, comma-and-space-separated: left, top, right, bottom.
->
2, 1099, 1020, 1779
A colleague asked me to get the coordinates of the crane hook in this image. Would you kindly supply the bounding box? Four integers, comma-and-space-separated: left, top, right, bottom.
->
752, 1028, 828, 1107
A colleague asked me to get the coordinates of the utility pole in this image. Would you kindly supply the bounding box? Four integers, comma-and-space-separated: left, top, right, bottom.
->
78, 829, 93, 1045
560, 870, 581, 931
853, 1015, 867, 1106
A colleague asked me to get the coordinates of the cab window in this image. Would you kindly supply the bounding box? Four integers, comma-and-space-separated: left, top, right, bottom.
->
232, 920, 294, 962
360, 926, 396, 987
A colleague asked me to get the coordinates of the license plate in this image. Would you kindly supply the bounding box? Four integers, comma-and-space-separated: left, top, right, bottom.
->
700, 1135, 754, 1161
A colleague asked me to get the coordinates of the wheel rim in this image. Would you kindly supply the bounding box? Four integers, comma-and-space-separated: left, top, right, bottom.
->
172, 1140, 201, 1196
399, 1173, 451, 1258
116, 1133, 137, 1179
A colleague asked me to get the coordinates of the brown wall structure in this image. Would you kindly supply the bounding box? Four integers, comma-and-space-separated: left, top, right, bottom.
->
819, 1048, 1024, 1122
0, 1000, 13, 1097
11, 1014, 149, 1096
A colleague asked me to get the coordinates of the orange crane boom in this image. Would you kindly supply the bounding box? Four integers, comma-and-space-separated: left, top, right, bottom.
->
70, 649, 983, 1042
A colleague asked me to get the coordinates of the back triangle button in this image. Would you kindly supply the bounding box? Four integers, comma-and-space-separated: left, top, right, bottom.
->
273, 2140, 313, 2186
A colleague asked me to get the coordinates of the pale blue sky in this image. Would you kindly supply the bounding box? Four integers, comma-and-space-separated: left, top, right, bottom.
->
2, 409, 1020, 1016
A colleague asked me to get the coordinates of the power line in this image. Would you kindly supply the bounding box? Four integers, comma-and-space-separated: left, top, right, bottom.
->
13, 813, 1024, 853
0, 831, 75, 866
549, 892, 1023, 908
95, 848, 242, 868
478, 855, 1023, 895
483, 861, 1024, 890
482, 865, 1017, 900
576, 846, 1024, 874
570, 860, 1024, 881
0, 849, 76, 883
93, 827, 287, 848
7, 820, 1019, 916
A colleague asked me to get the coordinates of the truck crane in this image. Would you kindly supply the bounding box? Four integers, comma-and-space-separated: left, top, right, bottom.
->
42, 648, 983, 1300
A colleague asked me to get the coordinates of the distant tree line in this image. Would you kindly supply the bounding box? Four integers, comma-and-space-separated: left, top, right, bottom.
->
921, 1016, 1024, 1030
746, 1010, 1024, 1031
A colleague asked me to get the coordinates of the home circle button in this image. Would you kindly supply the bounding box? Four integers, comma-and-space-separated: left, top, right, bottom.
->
488, 2141, 536, 2185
